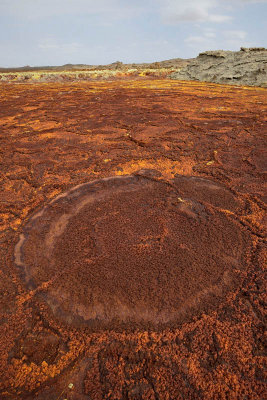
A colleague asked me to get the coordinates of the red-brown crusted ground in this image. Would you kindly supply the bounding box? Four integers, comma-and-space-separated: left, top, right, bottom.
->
0, 79, 266, 399
15, 173, 251, 329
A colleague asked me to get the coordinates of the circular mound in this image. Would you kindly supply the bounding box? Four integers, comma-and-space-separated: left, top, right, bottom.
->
15, 173, 250, 328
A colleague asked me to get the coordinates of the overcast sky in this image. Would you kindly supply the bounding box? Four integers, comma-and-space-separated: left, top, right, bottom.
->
0, 0, 266, 67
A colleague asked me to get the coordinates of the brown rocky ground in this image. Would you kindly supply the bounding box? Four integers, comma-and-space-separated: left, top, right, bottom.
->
0, 78, 266, 399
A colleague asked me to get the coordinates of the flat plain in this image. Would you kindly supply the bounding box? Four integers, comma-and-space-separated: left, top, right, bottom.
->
0, 78, 266, 399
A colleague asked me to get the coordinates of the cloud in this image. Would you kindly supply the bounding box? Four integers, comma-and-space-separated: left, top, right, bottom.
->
0, 0, 143, 19
159, 0, 232, 23
38, 38, 84, 54
184, 36, 208, 44
183, 34, 219, 56
222, 30, 251, 49
1, 0, 266, 23
223, 30, 247, 40
228, 0, 267, 3
0, 0, 266, 66
158, 0, 267, 24
204, 31, 216, 38
184, 27, 250, 53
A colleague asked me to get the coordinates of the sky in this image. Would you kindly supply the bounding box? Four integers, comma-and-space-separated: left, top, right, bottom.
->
0, 0, 266, 67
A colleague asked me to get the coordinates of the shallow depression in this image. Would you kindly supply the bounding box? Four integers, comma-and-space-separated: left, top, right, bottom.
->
15, 172, 251, 329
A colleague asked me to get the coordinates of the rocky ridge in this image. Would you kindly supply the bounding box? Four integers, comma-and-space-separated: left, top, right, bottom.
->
170, 47, 267, 87
0, 58, 191, 83
0, 57, 190, 73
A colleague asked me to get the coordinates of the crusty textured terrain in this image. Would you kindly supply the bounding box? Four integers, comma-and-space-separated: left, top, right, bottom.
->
0, 79, 266, 399
170, 48, 267, 87
16, 173, 251, 329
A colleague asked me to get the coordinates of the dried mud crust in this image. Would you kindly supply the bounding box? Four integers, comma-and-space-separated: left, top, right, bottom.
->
0, 79, 266, 399
15, 173, 251, 329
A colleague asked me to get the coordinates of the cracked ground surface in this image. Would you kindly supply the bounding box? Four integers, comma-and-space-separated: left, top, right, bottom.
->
0, 79, 266, 399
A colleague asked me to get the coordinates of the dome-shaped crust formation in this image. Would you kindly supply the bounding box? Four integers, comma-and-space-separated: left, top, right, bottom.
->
15, 173, 251, 329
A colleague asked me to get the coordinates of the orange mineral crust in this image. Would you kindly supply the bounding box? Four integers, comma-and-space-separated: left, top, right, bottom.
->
0, 79, 266, 399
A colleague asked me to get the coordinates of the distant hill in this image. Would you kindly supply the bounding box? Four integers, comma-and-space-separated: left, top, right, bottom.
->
0, 57, 192, 73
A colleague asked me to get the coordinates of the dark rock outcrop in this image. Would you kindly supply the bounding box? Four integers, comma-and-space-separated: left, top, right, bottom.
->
170, 47, 267, 87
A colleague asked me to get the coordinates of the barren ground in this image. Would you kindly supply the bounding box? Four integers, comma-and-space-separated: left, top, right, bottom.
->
0, 78, 266, 399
